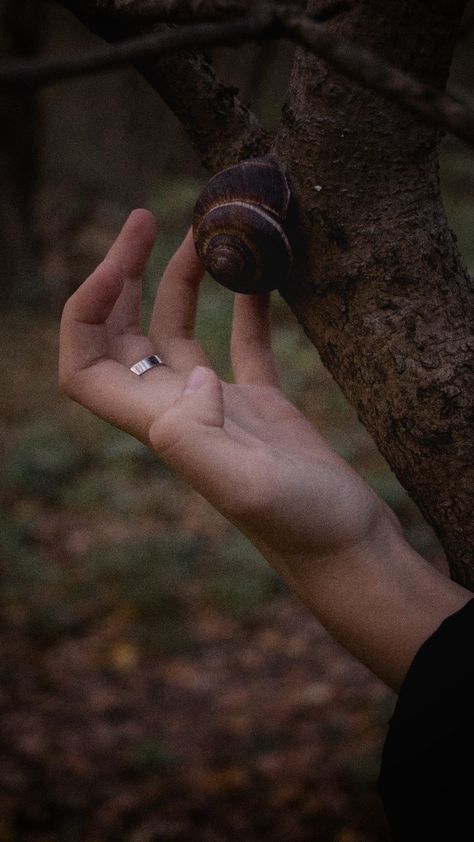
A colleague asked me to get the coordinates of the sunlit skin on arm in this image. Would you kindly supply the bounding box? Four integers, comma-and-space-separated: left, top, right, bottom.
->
59, 209, 471, 693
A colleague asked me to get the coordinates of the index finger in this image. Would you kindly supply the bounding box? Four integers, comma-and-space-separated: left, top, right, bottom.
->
59, 210, 171, 440
59, 258, 152, 440
59, 209, 157, 376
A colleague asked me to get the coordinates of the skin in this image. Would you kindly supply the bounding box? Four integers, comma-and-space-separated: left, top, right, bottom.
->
59, 208, 471, 693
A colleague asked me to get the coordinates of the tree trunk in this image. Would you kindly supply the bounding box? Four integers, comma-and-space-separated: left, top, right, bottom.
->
276, 0, 474, 585
0, 0, 43, 300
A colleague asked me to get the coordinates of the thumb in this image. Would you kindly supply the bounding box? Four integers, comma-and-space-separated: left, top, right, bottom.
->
148, 366, 225, 470
149, 367, 256, 519
180, 365, 224, 427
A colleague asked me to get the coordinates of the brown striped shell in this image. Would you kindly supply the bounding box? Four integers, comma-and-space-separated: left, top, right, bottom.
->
192, 156, 293, 294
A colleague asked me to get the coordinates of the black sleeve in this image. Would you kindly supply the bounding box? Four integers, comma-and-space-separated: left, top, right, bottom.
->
377, 597, 474, 841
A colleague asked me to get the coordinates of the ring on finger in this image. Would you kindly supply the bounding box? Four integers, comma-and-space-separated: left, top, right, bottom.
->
130, 355, 166, 376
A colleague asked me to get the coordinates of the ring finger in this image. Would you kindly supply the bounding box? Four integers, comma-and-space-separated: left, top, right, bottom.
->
148, 228, 211, 371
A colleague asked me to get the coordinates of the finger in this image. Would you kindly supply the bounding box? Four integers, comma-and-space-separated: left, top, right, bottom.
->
106, 208, 158, 337
230, 293, 279, 386
60, 247, 181, 442
59, 210, 157, 378
59, 207, 167, 439
62, 356, 181, 445
148, 228, 210, 370
60, 260, 124, 383
59, 262, 155, 440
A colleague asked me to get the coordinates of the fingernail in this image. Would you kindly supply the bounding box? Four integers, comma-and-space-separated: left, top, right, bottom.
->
183, 366, 208, 395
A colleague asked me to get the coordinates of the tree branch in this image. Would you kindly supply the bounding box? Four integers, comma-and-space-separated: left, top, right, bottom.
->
2, 7, 474, 148
93, 0, 352, 24
94, 0, 301, 22
56, 3, 272, 169
0, 15, 273, 90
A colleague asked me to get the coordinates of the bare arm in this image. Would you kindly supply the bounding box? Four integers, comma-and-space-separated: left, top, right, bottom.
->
59, 209, 471, 692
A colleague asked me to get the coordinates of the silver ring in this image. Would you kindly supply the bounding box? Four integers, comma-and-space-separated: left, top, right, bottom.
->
130, 355, 165, 376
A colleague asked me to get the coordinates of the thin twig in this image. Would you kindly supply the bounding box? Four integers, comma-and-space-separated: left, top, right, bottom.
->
0, 15, 274, 90
58, 0, 272, 171
1, 8, 474, 148
96, 0, 352, 24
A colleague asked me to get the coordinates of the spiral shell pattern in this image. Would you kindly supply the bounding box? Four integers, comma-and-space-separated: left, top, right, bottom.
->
193, 156, 293, 294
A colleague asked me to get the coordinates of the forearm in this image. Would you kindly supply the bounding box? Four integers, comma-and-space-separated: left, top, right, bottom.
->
255, 514, 471, 692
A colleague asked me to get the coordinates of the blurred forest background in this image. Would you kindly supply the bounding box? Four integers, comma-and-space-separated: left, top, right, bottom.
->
0, 2, 473, 840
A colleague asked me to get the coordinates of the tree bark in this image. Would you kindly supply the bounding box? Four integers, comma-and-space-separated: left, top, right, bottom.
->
275, 0, 474, 585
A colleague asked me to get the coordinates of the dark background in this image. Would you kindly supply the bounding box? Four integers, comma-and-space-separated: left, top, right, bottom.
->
0, 2, 473, 839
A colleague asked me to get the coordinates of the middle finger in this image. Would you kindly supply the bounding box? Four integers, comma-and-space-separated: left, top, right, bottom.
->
148, 229, 210, 371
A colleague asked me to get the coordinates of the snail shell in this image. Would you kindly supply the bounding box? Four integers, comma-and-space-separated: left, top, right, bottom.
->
192, 155, 293, 294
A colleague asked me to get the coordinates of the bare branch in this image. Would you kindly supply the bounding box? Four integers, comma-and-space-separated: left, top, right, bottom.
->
57, 0, 276, 169
0, 15, 273, 90
131, 24, 273, 168
95, 0, 259, 21
2, 7, 474, 148
6, 7, 273, 169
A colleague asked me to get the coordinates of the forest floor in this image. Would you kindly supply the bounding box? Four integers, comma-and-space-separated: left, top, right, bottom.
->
0, 32, 472, 831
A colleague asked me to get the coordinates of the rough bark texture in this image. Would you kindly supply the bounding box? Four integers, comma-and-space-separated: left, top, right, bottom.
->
275, 0, 474, 585
132, 39, 270, 169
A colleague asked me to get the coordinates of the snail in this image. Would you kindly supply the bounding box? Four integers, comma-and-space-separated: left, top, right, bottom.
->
192, 155, 293, 294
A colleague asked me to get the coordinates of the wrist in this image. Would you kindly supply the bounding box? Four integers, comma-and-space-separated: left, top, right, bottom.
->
256, 494, 403, 585
253, 503, 468, 691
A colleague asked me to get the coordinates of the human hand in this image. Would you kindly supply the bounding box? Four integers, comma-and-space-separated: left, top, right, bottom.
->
59, 209, 386, 569
59, 209, 470, 690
